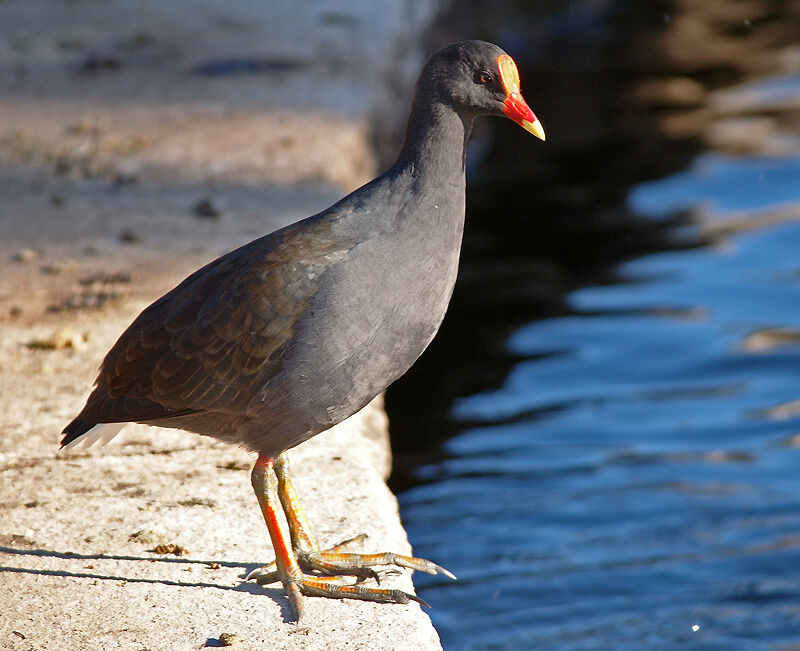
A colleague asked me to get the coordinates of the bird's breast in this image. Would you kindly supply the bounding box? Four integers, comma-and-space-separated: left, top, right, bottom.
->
265, 194, 465, 430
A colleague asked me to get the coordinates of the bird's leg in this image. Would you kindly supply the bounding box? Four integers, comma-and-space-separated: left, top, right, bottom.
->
249, 455, 429, 621
249, 456, 306, 619
246, 452, 365, 586
253, 452, 456, 584
274, 452, 321, 555
275, 452, 387, 581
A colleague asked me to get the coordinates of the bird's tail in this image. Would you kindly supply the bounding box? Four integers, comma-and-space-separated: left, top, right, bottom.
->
60, 418, 126, 452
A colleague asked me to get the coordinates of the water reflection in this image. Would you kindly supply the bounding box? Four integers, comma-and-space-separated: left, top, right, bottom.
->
388, 1, 800, 648
402, 218, 800, 649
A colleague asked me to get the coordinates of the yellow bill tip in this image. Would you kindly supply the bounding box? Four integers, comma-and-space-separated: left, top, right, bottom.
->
522, 119, 546, 141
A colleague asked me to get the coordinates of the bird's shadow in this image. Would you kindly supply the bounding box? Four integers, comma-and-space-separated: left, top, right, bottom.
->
0, 544, 296, 622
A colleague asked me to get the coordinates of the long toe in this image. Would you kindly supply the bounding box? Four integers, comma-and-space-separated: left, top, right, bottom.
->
302, 547, 456, 581
248, 532, 455, 583
297, 576, 430, 608
300, 552, 382, 582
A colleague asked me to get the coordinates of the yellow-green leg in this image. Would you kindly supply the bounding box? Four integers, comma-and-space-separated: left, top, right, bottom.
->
249, 453, 452, 621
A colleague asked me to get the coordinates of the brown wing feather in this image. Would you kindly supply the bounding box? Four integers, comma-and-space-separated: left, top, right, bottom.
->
79, 217, 354, 425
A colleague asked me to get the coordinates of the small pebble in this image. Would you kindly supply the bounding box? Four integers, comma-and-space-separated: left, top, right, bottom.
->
119, 229, 141, 244
150, 543, 189, 556
41, 259, 78, 275
79, 271, 132, 286
192, 197, 221, 219
49, 291, 119, 312
218, 633, 241, 646
123, 30, 156, 49
218, 460, 249, 471
27, 327, 89, 350
79, 52, 124, 73
11, 248, 39, 263
129, 529, 167, 544
56, 35, 89, 50
178, 497, 216, 507
112, 172, 138, 186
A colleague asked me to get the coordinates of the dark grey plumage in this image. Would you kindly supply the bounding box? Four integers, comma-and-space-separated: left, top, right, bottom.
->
61, 39, 546, 620
62, 41, 522, 457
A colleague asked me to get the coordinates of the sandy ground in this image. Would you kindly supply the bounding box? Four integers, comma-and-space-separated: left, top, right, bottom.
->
0, 1, 444, 649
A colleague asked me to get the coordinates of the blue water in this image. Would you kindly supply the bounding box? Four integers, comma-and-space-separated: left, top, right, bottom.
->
628, 153, 800, 218
400, 151, 800, 648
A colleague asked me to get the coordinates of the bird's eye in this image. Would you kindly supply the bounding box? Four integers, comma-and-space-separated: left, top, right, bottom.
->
477, 72, 493, 84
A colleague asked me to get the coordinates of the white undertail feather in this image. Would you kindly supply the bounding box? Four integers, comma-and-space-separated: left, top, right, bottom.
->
60, 422, 127, 452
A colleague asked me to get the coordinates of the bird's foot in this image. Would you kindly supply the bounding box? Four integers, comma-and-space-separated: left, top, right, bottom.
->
246, 534, 431, 617
248, 572, 428, 616
250, 455, 454, 620
248, 568, 428, 619
246, 532, 455, 586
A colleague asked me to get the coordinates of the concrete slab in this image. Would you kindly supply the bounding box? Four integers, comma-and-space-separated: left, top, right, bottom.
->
1, 396, 441, 651
0, 0, 445, 648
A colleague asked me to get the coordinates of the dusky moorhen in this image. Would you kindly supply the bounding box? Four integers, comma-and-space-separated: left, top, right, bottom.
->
61, 40, 544, 621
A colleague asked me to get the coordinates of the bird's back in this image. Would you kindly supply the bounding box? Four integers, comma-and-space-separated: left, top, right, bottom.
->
65, 167, 465, 456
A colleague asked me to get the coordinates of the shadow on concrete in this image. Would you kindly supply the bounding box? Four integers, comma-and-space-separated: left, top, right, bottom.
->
0, 545, 297, 622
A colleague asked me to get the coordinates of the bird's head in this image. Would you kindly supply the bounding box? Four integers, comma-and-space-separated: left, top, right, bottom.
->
421, 40, 545, 141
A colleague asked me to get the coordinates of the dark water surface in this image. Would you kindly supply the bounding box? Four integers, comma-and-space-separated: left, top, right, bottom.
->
388, 4, 800, 649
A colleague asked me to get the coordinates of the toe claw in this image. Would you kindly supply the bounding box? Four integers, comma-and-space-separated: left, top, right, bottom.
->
246, 561, 280, 584
409, 593, 431, 609
385, 554, 457, 580
430, 562, 457, 581
362, 568, 381, 585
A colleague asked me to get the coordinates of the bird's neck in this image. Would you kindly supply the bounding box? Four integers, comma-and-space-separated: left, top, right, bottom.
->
395, 99, 473, 181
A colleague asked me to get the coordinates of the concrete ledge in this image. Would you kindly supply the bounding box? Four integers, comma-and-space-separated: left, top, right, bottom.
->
0, 164, 442, 649
1, 398, 442, 650
0, 1, 445, 646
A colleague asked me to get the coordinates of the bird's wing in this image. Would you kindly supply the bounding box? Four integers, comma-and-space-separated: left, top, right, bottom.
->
78, 217, 356, 425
